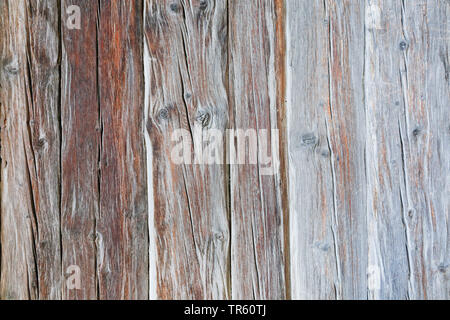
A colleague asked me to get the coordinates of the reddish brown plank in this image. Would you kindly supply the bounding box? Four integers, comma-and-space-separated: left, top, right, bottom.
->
60, 0, 100, 300
97, 0, 148, 300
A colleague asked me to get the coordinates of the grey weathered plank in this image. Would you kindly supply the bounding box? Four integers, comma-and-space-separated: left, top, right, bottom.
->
144, 0, 230, 299
60, 0, 100, 300
394, 0, 449, 299
287, 0, 367, 299
229, 0, 287, 299
364, 0, 410, 300
286, 0, 338, 300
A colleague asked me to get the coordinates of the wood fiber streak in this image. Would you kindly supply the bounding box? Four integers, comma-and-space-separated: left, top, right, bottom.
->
229, 0, 286, 299
0, 0, 449, 301
144, 0, 230, 299
97, 0, 148, 300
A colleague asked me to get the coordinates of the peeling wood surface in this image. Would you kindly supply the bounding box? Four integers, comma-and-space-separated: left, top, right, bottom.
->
1, 0, 449, 300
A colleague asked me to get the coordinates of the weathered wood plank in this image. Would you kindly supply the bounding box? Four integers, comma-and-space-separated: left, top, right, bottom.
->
395, 0, 449, 299
364, 0, 411, 300
322, 0, 367, 299
144, 0, 230, 299
97, 0, 148, 300
287, 0, 367, 299
286, 0, 338, 300
0, 0, 62, 300
229, 0, 286, 299
0, 0, 40, 300
60, 0, 100, 300
24, 0, 62, 300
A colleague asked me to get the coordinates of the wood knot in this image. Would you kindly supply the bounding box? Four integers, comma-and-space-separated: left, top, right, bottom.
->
157, 106, 171, 122
319, 148, 330, 158
170, 3, 180, 13
412, 127, 421, 137
196, 110, 211, 128
3, 57, 19, 75
399, 41, 408, 51
199, 0, 208, 11
438, 264, 448, 273
35, 137, 48, 149
301, 133, 318, 147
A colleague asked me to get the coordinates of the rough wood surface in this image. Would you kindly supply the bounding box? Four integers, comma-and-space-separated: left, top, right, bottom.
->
60, 0, 99, 300
228, 0, 286, 299
1, 0, 449, 300
144, 0, 230, 299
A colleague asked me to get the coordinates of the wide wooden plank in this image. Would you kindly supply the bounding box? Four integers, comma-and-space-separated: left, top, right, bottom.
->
144, 0, 230, 299
60, 0, 100, 300
97, 0, 148, 300
229, 0, 287, 299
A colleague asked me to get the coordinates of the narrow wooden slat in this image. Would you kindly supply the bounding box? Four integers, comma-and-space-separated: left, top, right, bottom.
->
323, 0, 367, 299
395, 0, 449, 299
364, 0, 410, 299
229, 0, 286, 299
144, 0, 230, 299
60, 0, 100, 299
96, 0, 148, 300
24, 0, 62, 300
286, 0, 338, 299
0, 0, 40, 300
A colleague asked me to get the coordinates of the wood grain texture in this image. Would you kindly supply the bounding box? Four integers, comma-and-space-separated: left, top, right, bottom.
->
97, 0, 148, 300
286, 0, 338, 300
60, 0, 99, 300
1, 0, 62, 300
144, 0, 230, 299
1, 0, 449, 300
288, 0, 368, 300
394, 0, 449, 299
229, 0, 286, 299
1, 0, 41, 300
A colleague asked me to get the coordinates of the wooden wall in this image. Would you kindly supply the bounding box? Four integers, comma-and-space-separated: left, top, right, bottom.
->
0, 0, 448, 300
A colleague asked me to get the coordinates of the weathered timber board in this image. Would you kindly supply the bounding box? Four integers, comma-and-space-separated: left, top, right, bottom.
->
0, 0, 448, 300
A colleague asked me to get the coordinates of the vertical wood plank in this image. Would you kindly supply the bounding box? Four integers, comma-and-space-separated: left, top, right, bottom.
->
229, 0, 286, 299
396, 0, 449, 299
364, 0, 411, 300
60, 0, 99, 300
1, 0, 62, 300
144, 0, 230, 299
286, 0, 338, 299
97, 0, 148, 300
287, 0, 367, 299
324, 0, 367, 299
0, 0, 40, 300
24, 0, 62, 300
